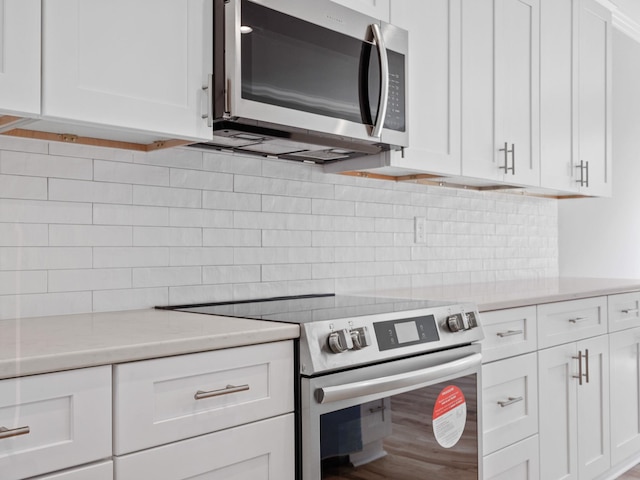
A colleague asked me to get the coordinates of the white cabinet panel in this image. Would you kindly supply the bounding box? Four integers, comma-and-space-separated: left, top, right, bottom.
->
482, 353, 538, 455
0, 366, 112, 480
389, 0, 461, 176
608, 292, 640, 332
114, 340, 294, 454
481, 306, 537, 363
0, 0, 40, 115
331, 0, 389, 21
42, 0, 213, 141
483, 435, 540, 480
35, 461, 113, 480
115, 413, 295, 480
537, 296, 607, 349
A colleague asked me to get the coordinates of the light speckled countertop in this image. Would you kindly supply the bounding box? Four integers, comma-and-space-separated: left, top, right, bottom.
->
371, 277, 640, 312
0, 308, 299, 380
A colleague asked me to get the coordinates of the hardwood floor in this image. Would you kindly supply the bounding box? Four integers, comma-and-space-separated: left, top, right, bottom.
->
619, 464, 640, 479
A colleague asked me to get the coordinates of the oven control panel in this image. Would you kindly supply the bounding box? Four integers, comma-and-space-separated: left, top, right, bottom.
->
373, 315, 440, 351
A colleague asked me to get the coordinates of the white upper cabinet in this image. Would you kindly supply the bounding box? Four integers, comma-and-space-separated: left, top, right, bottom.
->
540, 0, 612, 196
331, 0, 390, 21
41, 0, 213, 142
577, 0, 612, 196
461, 0, 540, 187
0, 0, 40, 116
389, 0, 462, 176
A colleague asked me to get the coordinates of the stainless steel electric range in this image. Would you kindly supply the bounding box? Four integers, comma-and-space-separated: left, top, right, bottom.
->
160, 293, 484, 480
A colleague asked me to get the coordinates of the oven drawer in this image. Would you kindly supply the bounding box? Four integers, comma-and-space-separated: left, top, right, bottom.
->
114, 340, 294, 455
0, 366, 112, 480
608, 291, 640, 332
537, 297, 607, 348
483, 435, 539, 480
481, 306, 537, 363
114, 413, 295, 480
482, 353, 538, 455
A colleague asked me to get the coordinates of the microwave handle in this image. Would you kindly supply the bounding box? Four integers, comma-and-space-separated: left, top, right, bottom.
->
370, 23, 389, 138
315, 353, 481, 404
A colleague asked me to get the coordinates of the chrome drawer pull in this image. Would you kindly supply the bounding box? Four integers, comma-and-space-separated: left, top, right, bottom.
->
496, 329, 524, 338
0, 426, 30, 440
497, 396, 523, 408
573, 350, 584, 385
194, 384, 250, 400
622, 308, 640, 314
568, 317, 587, 324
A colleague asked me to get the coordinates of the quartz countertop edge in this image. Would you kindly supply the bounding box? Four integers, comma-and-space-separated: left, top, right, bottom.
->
0, 308, 300, 380
369, 277, 640, 312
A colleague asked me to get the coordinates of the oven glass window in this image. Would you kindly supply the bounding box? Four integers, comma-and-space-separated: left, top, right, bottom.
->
240, 0, 405, 132
319, 374, 478, 479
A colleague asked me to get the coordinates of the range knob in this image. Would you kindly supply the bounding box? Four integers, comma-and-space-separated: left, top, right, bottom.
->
446, 314, 464, 332
327, 329, 353, 353
350, 326, 371, 350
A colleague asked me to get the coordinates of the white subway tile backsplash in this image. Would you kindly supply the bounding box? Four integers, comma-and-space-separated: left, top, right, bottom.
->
0, 224, 48, 246
0, 140, 558, 318
0, 271, 47, 295
0, 199, 92, 224
0, 151, 92, 180
94, 204, 169, 226
49, 268, 131, 292
0, 174, 47, 200
0, 247, 92, 271
95, 159, 169, 186
49, 178, 132, 204
50, 225, 132, 246
133, 226, 202, 247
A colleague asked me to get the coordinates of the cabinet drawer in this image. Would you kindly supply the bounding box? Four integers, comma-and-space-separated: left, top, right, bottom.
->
481, 307, 537, 363
537, 297, 607, 348
482, 353, 538, 454
35, 461, 113, 480
115, 413, 295, 480
114, 340, 294, 454
0, 366, 112, 480
483, 435, 540, 480
608, 291, 640, 332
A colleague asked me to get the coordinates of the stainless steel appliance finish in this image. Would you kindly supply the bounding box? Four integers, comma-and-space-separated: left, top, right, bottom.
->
195, 0, 409, 163
162, 294, 484, 479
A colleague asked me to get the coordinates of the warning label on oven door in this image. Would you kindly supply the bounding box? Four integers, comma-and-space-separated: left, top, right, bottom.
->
432, 385, 467, 448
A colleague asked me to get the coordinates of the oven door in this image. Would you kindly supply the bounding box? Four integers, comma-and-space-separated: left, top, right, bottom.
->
220, 0, 408, 147
300, 344, 482, 480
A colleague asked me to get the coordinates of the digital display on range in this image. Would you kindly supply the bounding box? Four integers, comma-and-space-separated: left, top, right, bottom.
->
374, 315, 440, 351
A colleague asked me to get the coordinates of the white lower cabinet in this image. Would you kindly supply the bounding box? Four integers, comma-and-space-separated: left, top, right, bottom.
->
538, 334, 610, 480
483, 435, 540, 480
610, 327, 640, 465
34, 461, 113, 480
114, 413, 294, 480
0, 366, 112, 480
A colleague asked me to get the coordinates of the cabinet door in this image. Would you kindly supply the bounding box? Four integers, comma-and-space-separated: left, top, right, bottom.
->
461, 0, 539, 186
483, 435, 540, 480
331, 0, 390, 21
610, 328, 640, 465
539, 343, 578, 480
540, 0, 579, 192
576, 0, 612, 196
389, 0, 461, 176
495, 0, 540, 186
576, 335, 610, 479
35, 461, 113, 480
115, 413, 295, 480
0, 0, 40, 115
42, 0, 213, 141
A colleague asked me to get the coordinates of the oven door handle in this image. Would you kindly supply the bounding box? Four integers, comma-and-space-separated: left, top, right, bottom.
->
316, 353, 482, 404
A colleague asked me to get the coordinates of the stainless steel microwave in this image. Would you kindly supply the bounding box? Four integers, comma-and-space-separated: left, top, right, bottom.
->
195, 0, 408, 163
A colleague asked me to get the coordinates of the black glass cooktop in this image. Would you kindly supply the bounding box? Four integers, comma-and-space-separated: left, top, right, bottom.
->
158, 294, 457, 324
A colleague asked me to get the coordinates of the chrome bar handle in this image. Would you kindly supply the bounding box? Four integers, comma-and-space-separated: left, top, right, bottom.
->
499, 142, 509, 172
584, 348, 590, 384
202, 74, 213, 127
194, 384, 249, 400
496, 329, 524, 338
572, 350, 583, 386
497, 396, 524, 408
0, 426, 30, 440
576, 160, 585, 186
622, 308, 640, 314
370, 23, 389, 139
585, 161, 590, 188
568, 317, 587, 324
